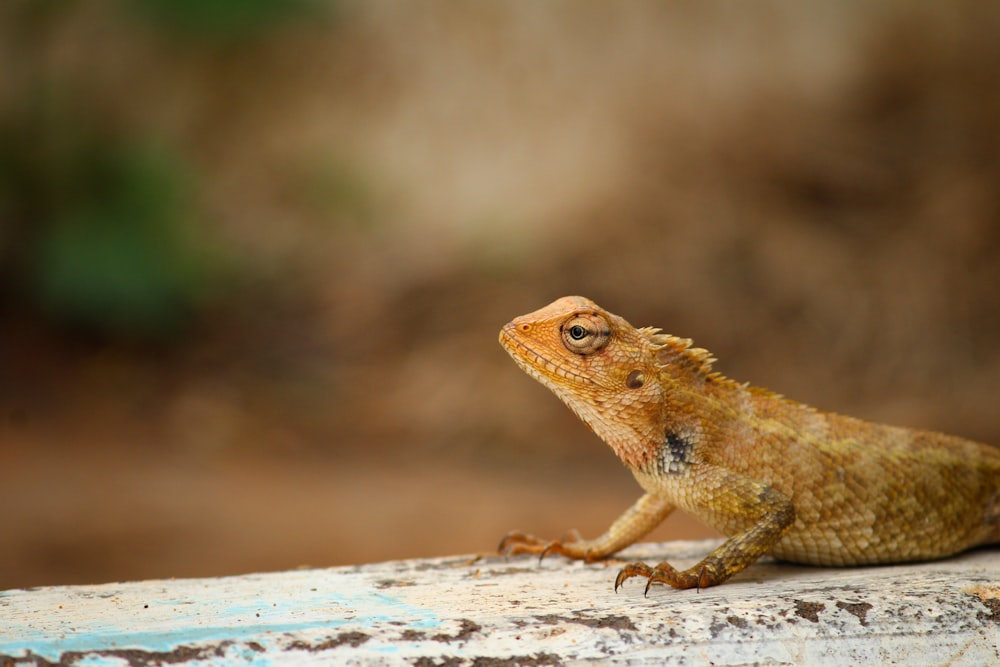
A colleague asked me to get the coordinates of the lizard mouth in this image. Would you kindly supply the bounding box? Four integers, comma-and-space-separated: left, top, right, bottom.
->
499, 324, 594, 386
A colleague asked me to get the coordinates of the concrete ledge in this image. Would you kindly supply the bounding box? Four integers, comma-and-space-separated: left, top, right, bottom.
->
1, 539, 998, 665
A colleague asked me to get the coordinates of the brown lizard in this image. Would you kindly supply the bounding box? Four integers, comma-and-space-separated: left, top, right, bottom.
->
498, 296, 1000, 591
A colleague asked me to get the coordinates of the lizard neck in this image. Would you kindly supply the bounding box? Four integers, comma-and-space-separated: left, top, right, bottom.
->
615, 369, 744, 475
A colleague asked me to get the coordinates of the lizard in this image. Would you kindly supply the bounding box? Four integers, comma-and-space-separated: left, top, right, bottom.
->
497, 295, 1000, 592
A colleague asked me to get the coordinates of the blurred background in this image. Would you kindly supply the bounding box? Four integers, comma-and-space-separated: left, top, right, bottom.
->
1, 1, 999, 589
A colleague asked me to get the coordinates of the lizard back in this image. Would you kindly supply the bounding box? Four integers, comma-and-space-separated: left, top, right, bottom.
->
670, 382, 1000, 566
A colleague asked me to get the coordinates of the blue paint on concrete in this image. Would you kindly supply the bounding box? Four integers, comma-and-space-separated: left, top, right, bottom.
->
1, 623, 299, 663
0, 588, 443, 663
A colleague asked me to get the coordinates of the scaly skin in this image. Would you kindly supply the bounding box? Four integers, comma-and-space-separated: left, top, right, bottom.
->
498, 296, 1000, 591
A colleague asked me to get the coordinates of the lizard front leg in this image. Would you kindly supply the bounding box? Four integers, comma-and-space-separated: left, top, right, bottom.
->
499, 492, 675, 562
617, 468, 796, 591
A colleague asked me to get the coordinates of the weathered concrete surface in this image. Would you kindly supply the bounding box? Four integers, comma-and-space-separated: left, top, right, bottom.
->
1, 539, 998, 665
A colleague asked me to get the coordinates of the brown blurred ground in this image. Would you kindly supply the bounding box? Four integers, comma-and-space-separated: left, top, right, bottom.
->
1, 1, 999, 589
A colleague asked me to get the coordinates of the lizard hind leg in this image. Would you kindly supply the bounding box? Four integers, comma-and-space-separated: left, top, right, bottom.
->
499, 493, 675, 563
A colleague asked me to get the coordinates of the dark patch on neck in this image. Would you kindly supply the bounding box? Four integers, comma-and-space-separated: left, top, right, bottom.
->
654, 430, 694, 475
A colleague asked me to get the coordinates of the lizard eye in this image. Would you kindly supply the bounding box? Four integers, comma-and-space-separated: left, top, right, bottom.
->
561, 315, 610, 354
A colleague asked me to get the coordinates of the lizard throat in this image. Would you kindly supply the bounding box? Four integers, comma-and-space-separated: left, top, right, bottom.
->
500, 324, 659, 470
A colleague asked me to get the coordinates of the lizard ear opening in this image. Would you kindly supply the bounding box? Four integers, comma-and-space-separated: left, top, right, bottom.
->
561, 314, 610, 355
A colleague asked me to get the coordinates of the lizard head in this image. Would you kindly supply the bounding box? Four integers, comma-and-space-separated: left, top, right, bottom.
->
499, 295, 682, 467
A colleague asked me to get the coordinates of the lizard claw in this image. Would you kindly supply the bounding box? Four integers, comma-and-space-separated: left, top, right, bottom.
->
539, 541, 561, 562
614, 562, 653, 592
498, 530, 524, 556
498, 529, 594, 562
498, 530, 558, 559
616, 560, 698, 593
499, 530, 537, 557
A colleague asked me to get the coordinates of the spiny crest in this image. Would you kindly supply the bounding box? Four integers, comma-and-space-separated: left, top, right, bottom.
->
639, 327, 717, 377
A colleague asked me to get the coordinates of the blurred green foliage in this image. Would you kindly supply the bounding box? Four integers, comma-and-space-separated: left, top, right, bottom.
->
0, 0, 346, 341
31, 147, 212, 338
0, 95, 218, 339
125, 0, 324, 41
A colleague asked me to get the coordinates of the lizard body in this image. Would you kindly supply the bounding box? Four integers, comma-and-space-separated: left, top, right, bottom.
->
498, 296, 1000, 591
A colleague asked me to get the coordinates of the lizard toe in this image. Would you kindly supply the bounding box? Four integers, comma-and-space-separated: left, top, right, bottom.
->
614, 562, 653, 592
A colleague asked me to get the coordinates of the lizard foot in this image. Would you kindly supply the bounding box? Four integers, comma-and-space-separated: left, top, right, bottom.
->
615, 560, 710, 593
498, 529, 594, 562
